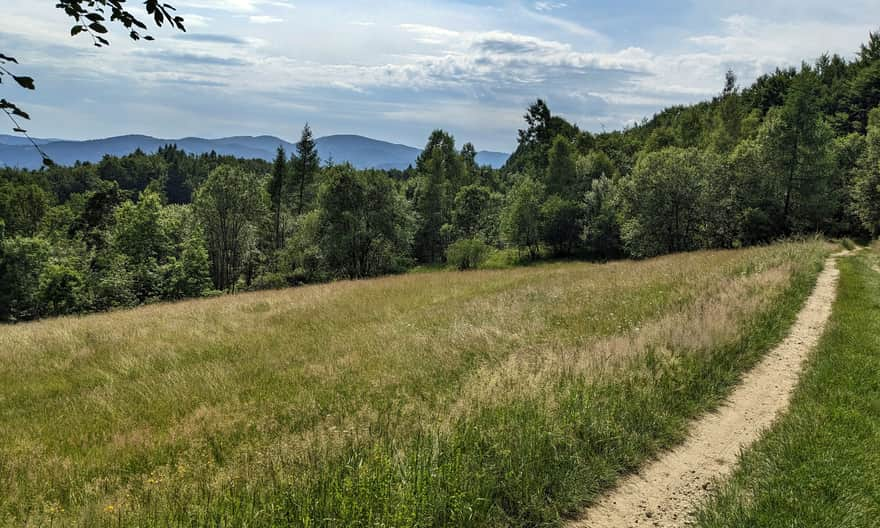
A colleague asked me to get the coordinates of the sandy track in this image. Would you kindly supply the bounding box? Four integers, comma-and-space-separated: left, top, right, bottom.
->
570, 252, 846, 528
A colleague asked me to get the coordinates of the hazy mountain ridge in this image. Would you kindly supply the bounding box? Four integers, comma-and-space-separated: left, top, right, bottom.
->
0, 134, 509, 170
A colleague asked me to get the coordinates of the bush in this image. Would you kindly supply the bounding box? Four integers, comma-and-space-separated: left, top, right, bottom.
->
480, 248, 523, 269
39, 262, 87, 316
249, 272, 289, 291
446, 238, 490, 270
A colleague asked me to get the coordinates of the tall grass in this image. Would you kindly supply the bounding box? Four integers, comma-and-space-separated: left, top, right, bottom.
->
0, 240, 829, 527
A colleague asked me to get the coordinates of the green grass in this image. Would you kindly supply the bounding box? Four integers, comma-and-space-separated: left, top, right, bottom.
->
0, 241, 830, 527
695, 247, 880, 528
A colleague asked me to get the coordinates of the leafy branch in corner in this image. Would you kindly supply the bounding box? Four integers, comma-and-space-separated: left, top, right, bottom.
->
2, 1, 186, 167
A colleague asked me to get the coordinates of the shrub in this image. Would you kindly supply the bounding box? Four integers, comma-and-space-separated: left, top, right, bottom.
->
249, 272, 289, 291
39, 261, 87, 316
481, 248, 523, 269
446, 238, 490, 270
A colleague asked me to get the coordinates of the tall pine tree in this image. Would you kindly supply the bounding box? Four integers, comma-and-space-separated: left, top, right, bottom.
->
293, 124, 320, 216
267, 146, 287, 251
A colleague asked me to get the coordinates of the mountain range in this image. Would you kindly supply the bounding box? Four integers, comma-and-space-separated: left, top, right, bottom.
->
0, 134, 509, 171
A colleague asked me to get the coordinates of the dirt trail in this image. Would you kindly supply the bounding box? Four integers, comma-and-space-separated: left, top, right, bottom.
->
570, 252, 848, 528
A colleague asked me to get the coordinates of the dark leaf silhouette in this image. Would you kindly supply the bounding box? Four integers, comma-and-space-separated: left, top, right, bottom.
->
13, 76, 35, 90
88, 22, 108, 34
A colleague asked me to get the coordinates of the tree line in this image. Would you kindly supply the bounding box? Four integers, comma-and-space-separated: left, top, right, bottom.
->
2, 31, 880, 321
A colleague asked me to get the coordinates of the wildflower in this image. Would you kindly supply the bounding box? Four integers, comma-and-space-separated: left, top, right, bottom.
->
104, 505, 115, 513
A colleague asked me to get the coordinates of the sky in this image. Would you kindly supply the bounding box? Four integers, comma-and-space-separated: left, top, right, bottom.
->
2, 1, 879, 152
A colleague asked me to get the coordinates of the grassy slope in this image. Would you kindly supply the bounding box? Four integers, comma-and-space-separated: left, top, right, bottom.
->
0, 241, 829, 527
696, 247, 880, 527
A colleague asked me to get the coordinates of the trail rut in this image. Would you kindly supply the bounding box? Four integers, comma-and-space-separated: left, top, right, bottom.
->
570, 252, 847, 528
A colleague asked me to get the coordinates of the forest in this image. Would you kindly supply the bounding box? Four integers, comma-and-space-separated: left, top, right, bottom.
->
1, 31, 880, 322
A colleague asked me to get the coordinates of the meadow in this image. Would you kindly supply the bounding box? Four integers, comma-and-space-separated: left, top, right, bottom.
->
0, 240, 830, 527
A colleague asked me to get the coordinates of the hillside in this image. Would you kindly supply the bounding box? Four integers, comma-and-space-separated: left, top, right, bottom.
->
0, 133, 509, 170
0, 240, 828, 527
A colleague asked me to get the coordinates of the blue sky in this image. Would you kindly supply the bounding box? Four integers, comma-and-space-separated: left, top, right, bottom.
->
3, 1, 879, 151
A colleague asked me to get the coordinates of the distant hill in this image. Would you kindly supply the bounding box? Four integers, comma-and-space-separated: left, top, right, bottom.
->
0, 133, 508, 171
0, 134, 61, 147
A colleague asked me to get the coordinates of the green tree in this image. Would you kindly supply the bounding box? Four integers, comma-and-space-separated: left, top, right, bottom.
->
709, 70, 744, 153
844, 31, 880, 132
675, 106, 706, 148
726, 137, 781, 245
97, 149, 168, 193
763, 69, 835, 233
412, 130, 463, 263
643, 126, 678, 153
452, 184, 493, 239
194, 165, 264, 291
851, 107, 880, 235
501, 175, 545, 259
39, 261, 86, 316
618, 148, 707, 258
317, 165, 413, 278
157, 144, 193, 204
460, 142, 478, 188
0, 182, 50, 237
292, 124, 320, 216
268, 146, 288, 251
698, 151, 740, 248
828, 133, 867, 236
541, 194, 582, 256
109, 188, 168, 301
0, 236, 50, 320
73, 180, 126, 250
546, 135, 577, 198
280, 209, 326, 284
158, 204, 212, 298
583, 175, 622, 258
576, 150, 619, 183
163, 236, 212, 299
506, 99, 581, 174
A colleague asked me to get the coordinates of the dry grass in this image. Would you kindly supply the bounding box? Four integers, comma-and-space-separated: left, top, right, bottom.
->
0, 240, 830, 527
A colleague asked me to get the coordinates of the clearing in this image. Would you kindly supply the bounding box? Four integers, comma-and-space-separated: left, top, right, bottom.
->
0, 241, 830, 527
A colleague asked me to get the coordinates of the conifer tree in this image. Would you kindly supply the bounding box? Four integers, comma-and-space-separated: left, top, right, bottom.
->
293, 124, 320, 216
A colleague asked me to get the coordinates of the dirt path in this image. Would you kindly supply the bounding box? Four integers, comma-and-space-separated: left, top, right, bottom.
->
569, 252, 847, 528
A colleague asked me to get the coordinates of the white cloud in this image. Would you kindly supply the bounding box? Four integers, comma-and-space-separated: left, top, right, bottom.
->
180, 14, 212, 28
249, 15, 284, 24
177, 0, 293, 13
534, 2, 567, 12
4, 0, 880, 149
522, 4, 604, 41
398, 24, 462, 45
